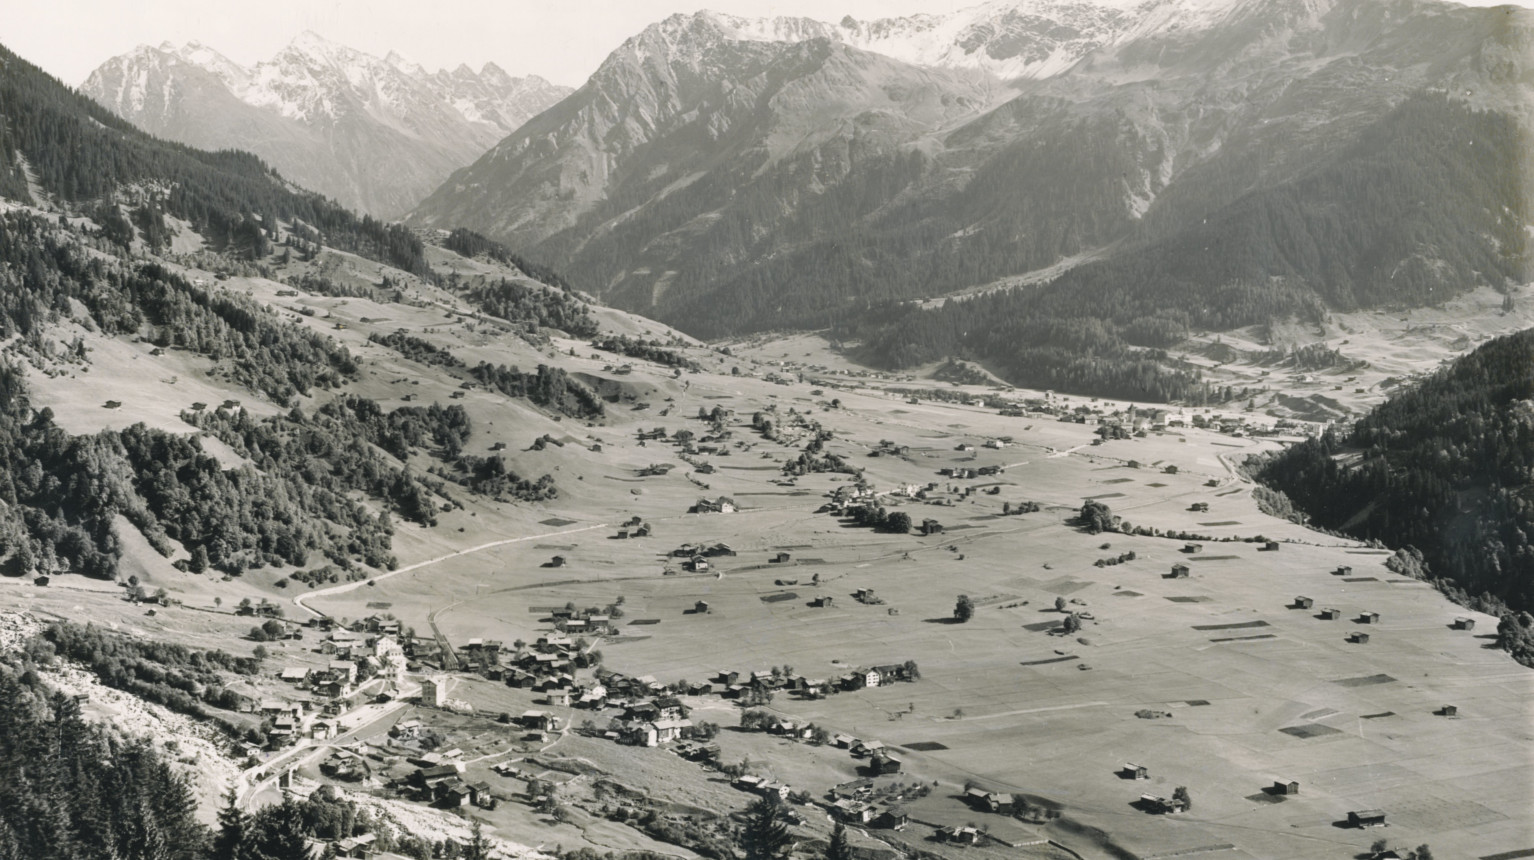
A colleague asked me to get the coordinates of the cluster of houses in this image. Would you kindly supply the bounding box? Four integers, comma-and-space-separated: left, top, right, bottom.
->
827, 778, 910, 831
670, 541, 737, 573
263, 617, 411, 747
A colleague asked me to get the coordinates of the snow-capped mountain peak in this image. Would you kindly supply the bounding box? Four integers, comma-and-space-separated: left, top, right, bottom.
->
81, 34, 573, 216
612, 0, 1262, 82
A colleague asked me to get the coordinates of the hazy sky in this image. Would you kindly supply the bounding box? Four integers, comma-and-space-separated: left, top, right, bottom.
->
14, 0, 984, 88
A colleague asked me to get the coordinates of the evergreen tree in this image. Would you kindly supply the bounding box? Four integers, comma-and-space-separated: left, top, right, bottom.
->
463, 821, 492, 860
826, 821, 852, 860
740, 796, 792, 860
252, 798, 313, 860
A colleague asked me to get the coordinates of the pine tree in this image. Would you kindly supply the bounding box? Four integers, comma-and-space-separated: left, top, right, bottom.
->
253, 797, 313, 860
826, 821, 852, 860
211, 788, 249, 860
463, 820, 492, 860
740, 796, 792, 860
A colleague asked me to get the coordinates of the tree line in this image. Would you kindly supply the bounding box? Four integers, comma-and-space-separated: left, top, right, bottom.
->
1257, 328, 1534, 663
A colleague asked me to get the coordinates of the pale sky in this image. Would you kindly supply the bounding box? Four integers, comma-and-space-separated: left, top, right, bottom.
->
12, 0, 1526, 89
13, 0, 980, 88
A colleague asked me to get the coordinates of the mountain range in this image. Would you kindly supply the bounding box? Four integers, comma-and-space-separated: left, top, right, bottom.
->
82, 32, 571, 217
406, 0, 1532, 344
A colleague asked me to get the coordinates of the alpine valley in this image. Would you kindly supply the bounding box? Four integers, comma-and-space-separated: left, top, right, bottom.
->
0, 1, 1529, 859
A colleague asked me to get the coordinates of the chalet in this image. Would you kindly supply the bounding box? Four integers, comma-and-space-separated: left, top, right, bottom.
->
259, 699, 303, 721
1273, 780, 1300, 795
703, 543, 738, 557
1141, 794, 1187, 814
1320, 608, 1342, 620
433, 779, 471, 808
280, 667, 311, 684
328, 661, 358, 684
868, 754, 902, 775
1169, 564, 1190, 579
414, 763, 464, 786
519, 711, 561, 732
850, 739, 885, 757
1293, 596, 1314, 609
863, 668, 883, 688
693, 497, 738, 514
654, 697, 687, 721
652, 718, 692, 744
874, 808, 909, 830
1453, 617, 1476, 630
332, 834, 377, 858
832, 799, 875, 824
1359, 611, 1380, 624
1348, 809, 1387, 828
314, 679, 352, 699
833, 734, 857, 749
624, 722, 660, 747
685, 556, 710, 572
938, 825, 981, 845
1123, 763, 1149, 780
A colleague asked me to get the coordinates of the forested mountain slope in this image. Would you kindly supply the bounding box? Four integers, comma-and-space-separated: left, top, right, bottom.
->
1257, 328, 1534, 661
0, 41, 612, 585
841, 92, 1529, 400
409, 0, 1532, 360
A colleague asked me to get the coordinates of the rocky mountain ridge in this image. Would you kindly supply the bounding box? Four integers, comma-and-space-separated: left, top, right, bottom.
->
82, 32, 572, 216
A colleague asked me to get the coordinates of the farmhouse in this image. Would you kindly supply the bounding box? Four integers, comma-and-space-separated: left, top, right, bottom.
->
938, 825, 981, 845
965, 789, 1017, 814
832, 799, 875, 824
